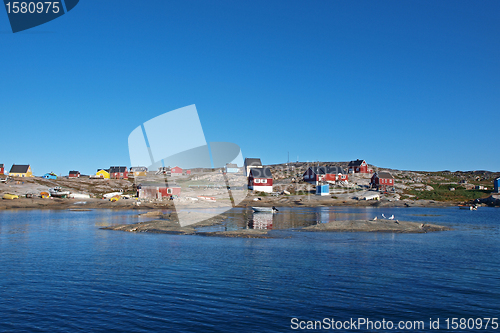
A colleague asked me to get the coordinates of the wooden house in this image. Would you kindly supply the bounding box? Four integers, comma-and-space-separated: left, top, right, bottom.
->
9, 164, 33, 177
370, 172, 394, 192
495, 178, 500, 193
244, 158, 262, 177
156, 167, 171, 176
130, 167, 148, 177
68, 171, 81, 178
316, 184, 330, 196
348, 159, 371, 174
225, 163, 239, 173
137, 182, 181, 199
109, 166, 128, 179
171, 166, 183, 176
95, 169, 110, 179
303, 166, 348, 184
0, 164, 4, 175
248, 167, 273, 193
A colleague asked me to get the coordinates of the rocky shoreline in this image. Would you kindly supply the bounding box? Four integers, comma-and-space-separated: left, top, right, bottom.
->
102, 210, 451, 238
0, 195, 459, 211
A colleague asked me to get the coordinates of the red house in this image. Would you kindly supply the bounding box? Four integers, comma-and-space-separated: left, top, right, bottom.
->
348, 159, 371, 174
137, 182, 181, 199
109, 166, 129, 179
371, 172, 395, 192
68, 171, 80, 178
171, 166, 183, 175
248, 167, 273, 193
0, 164, 4, 175
303, 166, 348, 184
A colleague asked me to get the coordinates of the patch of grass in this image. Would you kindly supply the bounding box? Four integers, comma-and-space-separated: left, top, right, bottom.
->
404, 183, 491, 202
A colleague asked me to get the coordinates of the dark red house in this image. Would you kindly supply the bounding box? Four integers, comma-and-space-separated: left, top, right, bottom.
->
348, 159, 371, 174
109, 166, 129, 179
0, 164, 4, 175
137, 182, 181, 199
171, 166, 183, 175
68, 171, 80, 178
248, 167, 273, 193
303, 166, 348, 184
371, 172, 395, 192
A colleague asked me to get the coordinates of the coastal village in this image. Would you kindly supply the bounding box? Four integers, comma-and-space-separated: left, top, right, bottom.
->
1, 159, 499, 209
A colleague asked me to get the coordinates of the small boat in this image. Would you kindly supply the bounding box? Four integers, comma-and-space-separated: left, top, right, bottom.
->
252, 206, 279, 213
49, 187, 70, 198
458, 205, 477, 210
2, 193, 19, 200
103, 191, 123, 199
68, 193, 91, 199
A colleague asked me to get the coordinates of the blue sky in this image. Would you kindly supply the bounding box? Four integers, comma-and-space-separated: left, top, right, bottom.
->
1, 0, 499, 175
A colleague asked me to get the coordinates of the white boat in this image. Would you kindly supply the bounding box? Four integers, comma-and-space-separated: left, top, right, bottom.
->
103, 191, 123, 199
252, 206, 278, 213
69, 193, 91, 199
458, 205, 477, 210
49, 187, 70, 197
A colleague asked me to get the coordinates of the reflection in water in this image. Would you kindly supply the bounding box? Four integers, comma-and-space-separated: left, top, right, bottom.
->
248, 212, 273, 230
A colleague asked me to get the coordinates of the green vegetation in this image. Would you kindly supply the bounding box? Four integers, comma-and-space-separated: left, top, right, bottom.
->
404, 183, 491, 202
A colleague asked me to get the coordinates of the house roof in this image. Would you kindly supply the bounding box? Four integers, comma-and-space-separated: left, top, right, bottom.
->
69, 170, 80, 175
249, 167, 272, 178
109, 166, 128, 173
307, 166, 345, 175
377, 172, 394, 179
130, 167, 148, 172
348, 159, 366, 167
244, 158, 262, 167
226, 163, 238, 168
97, 169, 110, 173
9, 164, 30, 173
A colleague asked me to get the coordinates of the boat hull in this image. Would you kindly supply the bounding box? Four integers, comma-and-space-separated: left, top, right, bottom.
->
2, 193, 19, 200
252, 207, 275, 213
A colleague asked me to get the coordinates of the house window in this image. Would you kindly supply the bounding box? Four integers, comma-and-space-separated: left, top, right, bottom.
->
254, 179, 261, 183
261, 179, 267, 183
167, 188, 172, 194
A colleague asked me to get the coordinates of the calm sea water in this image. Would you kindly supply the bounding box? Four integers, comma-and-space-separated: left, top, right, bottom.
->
0, 207, 498, 332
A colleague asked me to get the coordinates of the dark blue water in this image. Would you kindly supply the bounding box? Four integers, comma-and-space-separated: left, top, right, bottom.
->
0, 207, 499, 332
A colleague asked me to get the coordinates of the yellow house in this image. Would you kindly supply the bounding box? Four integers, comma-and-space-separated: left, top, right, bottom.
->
9, 164, 34, 177
96, 169, 110, 179
130, 166, 148, 177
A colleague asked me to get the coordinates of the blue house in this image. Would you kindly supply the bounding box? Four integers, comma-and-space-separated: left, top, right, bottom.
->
495, 178, 500, 193
43, 172, 57, 180
316, 184, 330, 196
225, 163, 239, 173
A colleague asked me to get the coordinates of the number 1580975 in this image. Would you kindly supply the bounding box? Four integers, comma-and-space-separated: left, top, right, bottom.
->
5, 2, 60, 14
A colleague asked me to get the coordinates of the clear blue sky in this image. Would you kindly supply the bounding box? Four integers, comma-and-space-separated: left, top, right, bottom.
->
1, 0, 499, 175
